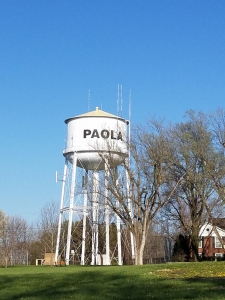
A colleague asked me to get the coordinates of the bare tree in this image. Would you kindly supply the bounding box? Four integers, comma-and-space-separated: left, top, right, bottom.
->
36, 200, 59, 255
94, 120, 180, 265
208, 108, 225, 149
200, 109, 225, 251
0, 211, 32, 267
203, 109, 225, 200
165, 111, 224, 261
0, 210, 10, 267
10, 216, 33, 265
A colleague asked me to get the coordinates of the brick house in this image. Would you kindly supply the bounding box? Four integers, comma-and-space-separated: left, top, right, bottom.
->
198, 218, 225, 259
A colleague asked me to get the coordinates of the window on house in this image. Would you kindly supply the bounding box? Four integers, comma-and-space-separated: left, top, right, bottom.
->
215, 253, 223, 257
215, 236, 222, 248
198, 238, 202, 248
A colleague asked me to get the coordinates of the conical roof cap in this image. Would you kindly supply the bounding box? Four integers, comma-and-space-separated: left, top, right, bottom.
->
79, 107, 116, 118
65, 107, 128, 123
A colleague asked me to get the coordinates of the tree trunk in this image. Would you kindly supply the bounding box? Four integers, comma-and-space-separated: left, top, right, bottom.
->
135, 247, 144, 265
134, 231, 147, 265
4, 256, 8, 268
191, 225, 200, 262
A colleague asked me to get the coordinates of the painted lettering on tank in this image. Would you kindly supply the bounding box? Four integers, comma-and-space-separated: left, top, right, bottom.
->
83, 129, 123, 141
83, 129, 91, 138
91, 129, 100, 138
101, 130, 110, 139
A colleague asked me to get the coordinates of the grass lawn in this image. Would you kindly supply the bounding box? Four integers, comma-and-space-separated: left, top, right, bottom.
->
1, 262, 225, 300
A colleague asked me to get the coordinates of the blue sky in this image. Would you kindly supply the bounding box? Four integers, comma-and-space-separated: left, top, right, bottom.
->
0, 0, 225, 223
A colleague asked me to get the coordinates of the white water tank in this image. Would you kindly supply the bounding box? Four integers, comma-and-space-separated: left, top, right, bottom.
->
63, 107, 129, 170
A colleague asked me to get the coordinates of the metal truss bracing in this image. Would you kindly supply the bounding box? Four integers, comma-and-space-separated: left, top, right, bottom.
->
55, 153, 133, 266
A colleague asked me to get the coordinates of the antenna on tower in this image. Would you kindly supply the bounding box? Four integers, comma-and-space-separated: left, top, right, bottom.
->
88, 89, 90, 112
117, 84, 123, 117
120, 84, 123, 117
117, 84, 119, 117
56, 171, 64, 183
129, 89, 131, 121
128, 89, 132, 164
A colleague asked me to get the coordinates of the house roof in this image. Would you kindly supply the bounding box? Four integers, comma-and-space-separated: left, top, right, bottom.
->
199, 222, 225, 237
212, 218, 225, 230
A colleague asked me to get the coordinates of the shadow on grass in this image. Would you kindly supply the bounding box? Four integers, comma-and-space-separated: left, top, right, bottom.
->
1, 267, 225, 300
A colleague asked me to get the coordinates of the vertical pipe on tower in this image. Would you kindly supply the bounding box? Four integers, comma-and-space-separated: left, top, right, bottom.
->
126, 168, 135, 259
81, 170, 88, 265
125, 154, 135, 260
55, 159, 68, 264
65, 154, 77, 265
116, 198, 122, 265
91, 171, 99, 265
105, 160, 110, 265
115, 167, 122, 265
127, 98, 135, 260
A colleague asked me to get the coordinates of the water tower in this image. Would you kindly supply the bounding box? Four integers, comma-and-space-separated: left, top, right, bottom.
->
55, 107, 133, 265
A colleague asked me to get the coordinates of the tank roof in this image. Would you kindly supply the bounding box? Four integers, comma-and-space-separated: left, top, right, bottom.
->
65, 107, 129, 124
79, 107, 116, 118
